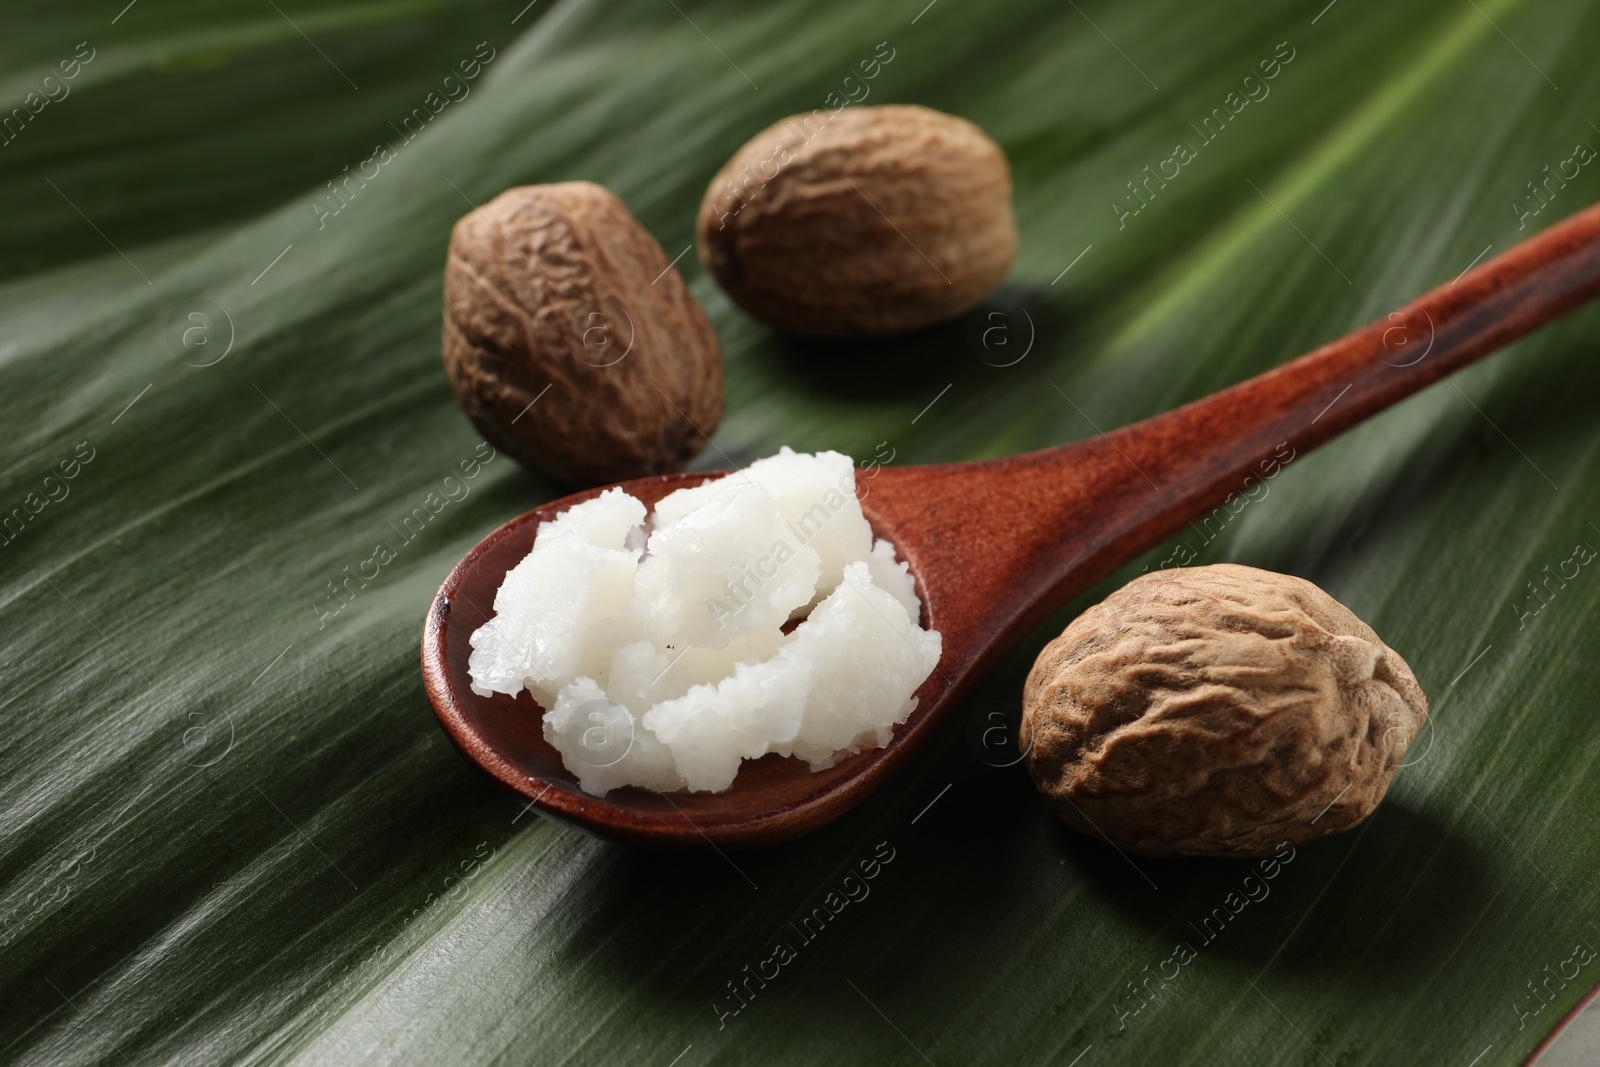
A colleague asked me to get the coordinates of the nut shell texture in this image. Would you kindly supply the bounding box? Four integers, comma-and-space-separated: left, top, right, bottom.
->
443, 182, 723, 487
696, 104, 1016, 337
1021, 564, 1428, 858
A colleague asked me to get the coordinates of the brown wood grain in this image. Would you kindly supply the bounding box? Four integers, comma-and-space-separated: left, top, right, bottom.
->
423, 199, 1600, 849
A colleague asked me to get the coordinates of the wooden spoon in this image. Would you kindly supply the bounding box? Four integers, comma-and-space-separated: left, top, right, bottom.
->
423, 200, 1600, 849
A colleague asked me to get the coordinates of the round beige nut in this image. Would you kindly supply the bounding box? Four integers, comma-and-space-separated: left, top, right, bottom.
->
1021, 564, 1428, 858
696, 104, 1017, 337
442, 182, 723, 487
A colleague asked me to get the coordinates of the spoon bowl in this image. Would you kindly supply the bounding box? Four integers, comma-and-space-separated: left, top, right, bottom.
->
424, 469, 913, 849
424, 200, 1600, 848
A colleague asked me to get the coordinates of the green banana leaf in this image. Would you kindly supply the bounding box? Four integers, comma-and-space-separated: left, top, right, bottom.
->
4, 0, 1600, 1064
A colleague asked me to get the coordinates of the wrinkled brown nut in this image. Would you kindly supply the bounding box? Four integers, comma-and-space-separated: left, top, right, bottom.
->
696, 104, 1017, 337
1021, 564, 1428, 858
442, 182, 723, 487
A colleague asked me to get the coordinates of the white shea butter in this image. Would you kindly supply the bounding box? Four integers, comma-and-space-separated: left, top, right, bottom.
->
467, 448, 941, 795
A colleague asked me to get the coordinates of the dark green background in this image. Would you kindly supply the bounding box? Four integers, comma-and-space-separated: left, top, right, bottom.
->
2, 0, 1598, 1063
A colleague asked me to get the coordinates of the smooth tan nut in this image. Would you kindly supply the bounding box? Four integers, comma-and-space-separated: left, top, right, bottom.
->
1021, 564, 1428, 858
696, 104, 1017, 338
442, 182, 723, 487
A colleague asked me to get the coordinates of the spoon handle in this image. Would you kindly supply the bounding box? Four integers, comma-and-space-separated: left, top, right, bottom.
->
870, 200, 1600, 671
1102, 198, 1600, 509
